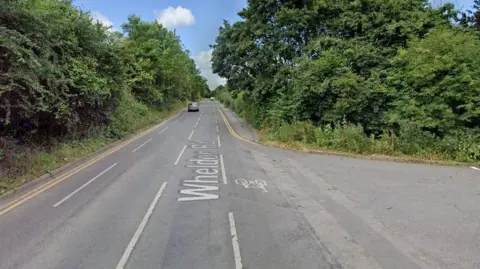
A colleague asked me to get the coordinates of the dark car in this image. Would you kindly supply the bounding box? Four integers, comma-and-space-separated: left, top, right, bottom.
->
188, 102, 200, 112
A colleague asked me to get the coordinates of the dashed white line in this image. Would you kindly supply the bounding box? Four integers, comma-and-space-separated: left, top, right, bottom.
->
194, 122, 199, 129
53, 163, 117, 207
174, 145, 187, 165
216, 124, 219, 133
157, 126, 168, 135
172, 119, 178, 124
217, 135, 221, 148
132, 138, 152, 153
471, 166, 480, 171
220, 154, 227, 184
228, 212, 243, 269
116, 182, 168, 269
188, 130, 195, 140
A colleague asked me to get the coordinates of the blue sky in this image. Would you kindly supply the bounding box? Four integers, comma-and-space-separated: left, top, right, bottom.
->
74, 0, 475, 89
74, 0, 246, 89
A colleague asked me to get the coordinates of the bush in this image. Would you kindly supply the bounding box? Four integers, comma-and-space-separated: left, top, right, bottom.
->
233, 92, 245, 116
217, 91, 234, 109
314, 123, 373, 153
265, 120, 480, 163
270, 122, 315, 144
108, 90, 150, 139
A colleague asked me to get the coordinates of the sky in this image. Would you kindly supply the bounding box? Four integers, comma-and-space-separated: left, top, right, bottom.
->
74, 0, 246, 90
74, 0, 475, 90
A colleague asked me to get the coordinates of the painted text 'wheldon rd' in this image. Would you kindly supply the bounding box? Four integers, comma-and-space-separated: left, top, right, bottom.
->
178, 142, 220, 202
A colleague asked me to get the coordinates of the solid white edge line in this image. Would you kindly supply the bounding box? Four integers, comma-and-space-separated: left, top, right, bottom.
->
116, 182, 168, 269
220, 154, 227, 184
188, 130, 195, 140
53, 163, 118, 207
217, 135, 222, 148
228, 212, 243, 269
471, 166, 480, 171
174, 145, 187, 165
132, 138, 153, 153
157, 126, 169, 135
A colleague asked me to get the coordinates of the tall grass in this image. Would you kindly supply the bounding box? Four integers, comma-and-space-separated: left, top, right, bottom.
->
264, 122, 480, 163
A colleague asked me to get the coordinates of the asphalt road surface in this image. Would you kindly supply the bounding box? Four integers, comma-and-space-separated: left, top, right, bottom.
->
0, 101, 478, 269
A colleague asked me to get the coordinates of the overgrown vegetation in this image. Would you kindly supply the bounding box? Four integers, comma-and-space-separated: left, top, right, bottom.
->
212, 0, 480, 163
0, 0, 208, 192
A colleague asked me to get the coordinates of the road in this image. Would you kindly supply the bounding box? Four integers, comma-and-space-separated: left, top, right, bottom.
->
0, 101, 478, 269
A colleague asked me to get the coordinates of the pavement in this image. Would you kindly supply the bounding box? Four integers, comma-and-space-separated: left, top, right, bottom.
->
0, 100, 478, 269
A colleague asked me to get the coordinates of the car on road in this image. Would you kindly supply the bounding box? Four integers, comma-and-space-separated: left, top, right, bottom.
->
210, 97, 215, 101
188, 102, 200, 112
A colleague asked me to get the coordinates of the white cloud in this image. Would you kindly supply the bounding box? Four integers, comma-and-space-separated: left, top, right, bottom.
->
194, 50, 227, 90
91, 11, 113, 27
155, 6, 195, 29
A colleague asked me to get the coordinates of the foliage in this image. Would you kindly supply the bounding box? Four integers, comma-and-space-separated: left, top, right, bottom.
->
0, 0, 208, 186
212, 0, 480, 162
0, 0, 207, 139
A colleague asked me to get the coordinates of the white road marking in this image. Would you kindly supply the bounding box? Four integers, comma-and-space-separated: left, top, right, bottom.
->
177, 184, 219, 201
235, 179, 268, 192
172, 119, 178, 124
216, 124, 219, 133
132, 138, 153, 153
471, 166, 480, 171
217, 135, 221, 148
174, 145, 187, 165
220, 154, 227, 184
116, 182, 167, 269
194, 122, 199, 129
53, 163, 117, 207
157, 126, 169, 135
188, 130, 195, 140
228, 212, 243, 269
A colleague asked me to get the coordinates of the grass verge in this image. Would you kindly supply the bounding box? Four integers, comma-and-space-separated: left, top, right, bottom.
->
0, 102, 186, 196
218, 102, 479, 167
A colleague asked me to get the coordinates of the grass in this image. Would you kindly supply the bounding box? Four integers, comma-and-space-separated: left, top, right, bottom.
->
217, 99, 480, 166
261, 121, 480, 166
0, 101, 186, 196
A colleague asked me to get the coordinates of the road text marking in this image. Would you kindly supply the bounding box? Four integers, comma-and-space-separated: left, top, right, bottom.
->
235, 179, 268, 192
132, 138, 153, 153
178, 143, 220, 201
116, 182, 167, 269
157, 126, 169, 135
174, 145, 187, 165
188, 130, 195, 140
220, 154, 227, 184
228, 212, 243, 269
53, 163, 118, 207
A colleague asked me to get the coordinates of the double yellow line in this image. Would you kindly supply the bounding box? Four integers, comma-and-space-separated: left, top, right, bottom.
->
216, 104, 256, 146
0, 113, 177, 217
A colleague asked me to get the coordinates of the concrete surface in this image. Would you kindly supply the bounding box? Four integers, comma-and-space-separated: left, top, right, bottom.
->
0, 100, 478, 269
